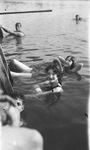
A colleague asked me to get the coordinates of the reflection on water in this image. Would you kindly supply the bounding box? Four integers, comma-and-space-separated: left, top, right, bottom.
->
0, 1, 89, 150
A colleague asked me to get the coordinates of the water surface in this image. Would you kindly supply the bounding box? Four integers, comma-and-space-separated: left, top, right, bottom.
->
0, 1, 90, 150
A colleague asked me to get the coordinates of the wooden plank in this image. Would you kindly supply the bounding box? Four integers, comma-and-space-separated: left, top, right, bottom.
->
0, 10, 52, 15
0, 46, 14, 94
0, 46, 8, 73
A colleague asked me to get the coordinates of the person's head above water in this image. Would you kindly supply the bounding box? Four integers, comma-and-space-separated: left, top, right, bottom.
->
76, 15, 79, 20
75, 15, 82, 21
45, 63, 61, 75
65, 55, 76, 69
15, 22, 22, 31
45, 63, 62, 84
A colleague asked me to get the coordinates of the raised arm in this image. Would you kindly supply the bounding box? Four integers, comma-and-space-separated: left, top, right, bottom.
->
1, 26, 24, 36
71, 63, 83, 72
1, 26, 15, 34
58, 56, 72, 66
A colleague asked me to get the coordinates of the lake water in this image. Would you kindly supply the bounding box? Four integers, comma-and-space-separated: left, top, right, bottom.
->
0, 0, 90, 150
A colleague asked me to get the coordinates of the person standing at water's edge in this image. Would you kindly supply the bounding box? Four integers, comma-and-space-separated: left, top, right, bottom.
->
0, 22, 24, 38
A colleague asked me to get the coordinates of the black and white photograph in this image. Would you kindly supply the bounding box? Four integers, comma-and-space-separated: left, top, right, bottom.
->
0, 0, 89, 150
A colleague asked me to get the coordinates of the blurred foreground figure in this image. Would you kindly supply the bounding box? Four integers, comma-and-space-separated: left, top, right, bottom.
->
0, 92, 43, 150
1, 127, 43, 150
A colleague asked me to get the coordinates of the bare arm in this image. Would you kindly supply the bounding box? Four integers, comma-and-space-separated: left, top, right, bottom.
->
25, 90, 53, 99
58, 56, 72, 66
1, 26, 16, 35
38, 80, 49, 86
1, 27, 24, 36
26, 86, 63, 101
70, 63, 83, 72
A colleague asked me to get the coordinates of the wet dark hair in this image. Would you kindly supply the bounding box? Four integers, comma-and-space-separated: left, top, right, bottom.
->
45, 63, 62, 84
76, 14, 79, 18
9, 91, 25, 105
65, 55, 76, 70
75, 15, 82, 21
15, 22, 22, 29
45, 63, 60, 74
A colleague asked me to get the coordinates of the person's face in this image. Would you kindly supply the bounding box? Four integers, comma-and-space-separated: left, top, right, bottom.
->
16, 98, 24, 112
16, 24, 21, 31
47, 69, 58, 83
66, 57, 73, 65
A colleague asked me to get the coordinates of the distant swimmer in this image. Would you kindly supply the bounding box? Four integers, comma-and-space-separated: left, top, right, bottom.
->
74, 14, 84, 22
75, 15, 83, 21
0, 22, 24, 38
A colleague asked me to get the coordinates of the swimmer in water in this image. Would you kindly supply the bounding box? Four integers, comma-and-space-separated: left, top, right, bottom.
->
0, 22, 24, 38
53, 55, 83, 74
34, 63, 63, 94
75, 15, 83, 21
